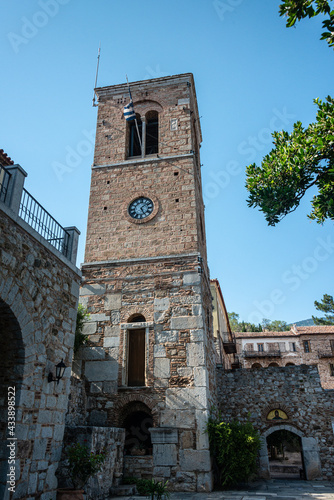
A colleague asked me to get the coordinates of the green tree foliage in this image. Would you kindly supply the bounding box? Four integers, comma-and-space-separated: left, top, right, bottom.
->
207, 414, 261, 487
246, 96, 334, 225
67, 443, 105, 489
228, 313, 288, 332
262, 318, 289, 331
312, 293, 334, 324
74, 304, 90, 354
279, 0, 334, 49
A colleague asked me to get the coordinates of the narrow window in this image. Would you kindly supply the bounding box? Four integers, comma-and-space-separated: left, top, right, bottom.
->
145, 111, 158, 155
289, 342, 296, 352
258, 343, 264, 352
128, 115, 142, 157
128, 328, 145, 386
303, 340, 311, 353
330, 340, 334, 353
330, 363, 334, 377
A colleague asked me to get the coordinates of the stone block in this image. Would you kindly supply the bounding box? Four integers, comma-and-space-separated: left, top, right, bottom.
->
155, 330, 178, 343
160, 409, 195, 428
154, 344, 166, 357
170, 316, 203, 330
153, 444, 177, 466
194, 367, 208, 387
105, 293, 122, 310
179, 450, 211, 472
187, 343, 205, 366
85, 360, 118, 381
197, 472, 213, 492
80, 346, 105, 360
183, 272, 201, 286
154, 358, 170, 379
80, 283, 106, 295
82, 322, 97, 335
154, 297, 170, 311
181, 430, 194, 449
103, 336, 120, 348
196, 410, 210, 450
86, 313, 109, 322
105, 325, 120, 337
153, 466, 171, 478
165, 387, 208, 410
150, 428, 178, 444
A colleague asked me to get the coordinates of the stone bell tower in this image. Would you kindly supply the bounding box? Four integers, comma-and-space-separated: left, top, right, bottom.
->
79, 74, 216, 492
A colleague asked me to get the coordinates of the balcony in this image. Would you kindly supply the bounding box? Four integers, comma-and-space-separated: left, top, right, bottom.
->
318, 349, 334, 358
243, 349, 281, 358
223, 341, 237, 354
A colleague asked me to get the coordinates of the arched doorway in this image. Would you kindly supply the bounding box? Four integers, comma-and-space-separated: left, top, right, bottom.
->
267, 429, 303, 479
259, 425, 322, 480
121, 401, 153, 456
0, 299, 24, 498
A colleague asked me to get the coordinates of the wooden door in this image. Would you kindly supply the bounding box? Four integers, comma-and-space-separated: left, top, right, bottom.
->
128, 329, 145, 386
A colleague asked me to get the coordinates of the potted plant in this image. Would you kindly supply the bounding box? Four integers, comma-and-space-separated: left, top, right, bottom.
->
57, 443, 106, 499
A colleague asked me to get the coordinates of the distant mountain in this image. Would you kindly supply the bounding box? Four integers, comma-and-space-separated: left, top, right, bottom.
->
288, 318, 315, 327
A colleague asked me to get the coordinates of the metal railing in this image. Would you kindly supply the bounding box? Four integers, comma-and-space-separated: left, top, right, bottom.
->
243, 349, 281, 358
19, 188, 70, 256
0, 165, 11, 203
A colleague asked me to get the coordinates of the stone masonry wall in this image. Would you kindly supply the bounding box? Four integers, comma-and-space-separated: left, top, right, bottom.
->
236, 333, 334, 389
217, 365, 334, 480
73, 255, 215, 492
0, 207, 81, 500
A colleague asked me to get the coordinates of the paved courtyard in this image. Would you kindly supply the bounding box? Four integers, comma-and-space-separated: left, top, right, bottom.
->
114, 479, 334, 500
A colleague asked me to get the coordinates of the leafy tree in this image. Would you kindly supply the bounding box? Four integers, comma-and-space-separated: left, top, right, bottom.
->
246, 2, 334, 225
228, 313, 288, 332
74, 304, 90, 354
228, 312, 262, 332
312, 293, 334, 324
279, 0, 334, 49
207, 414, 261, 487
246, 96, 334, 225
262, 318, 289, 331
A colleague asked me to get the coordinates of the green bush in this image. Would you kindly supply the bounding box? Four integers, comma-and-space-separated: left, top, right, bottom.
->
67, 442, 105, 489
207, 413, 261, 488
132, 478, 169, 499
74, 304, 90, 354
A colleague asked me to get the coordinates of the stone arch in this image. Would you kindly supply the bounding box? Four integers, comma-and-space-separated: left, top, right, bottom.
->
128, 313, 146, 323
286, 362, 295, 366
268, 362, 279, 367
259, 424, 322, 480
120, 401, 154, 455
0, 297, 25, 497
112, 393, 159, 428
251, 363, 262, 369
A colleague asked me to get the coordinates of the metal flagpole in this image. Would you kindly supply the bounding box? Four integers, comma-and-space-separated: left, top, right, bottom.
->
92, 43, 101, 107
126, 75, 142, 153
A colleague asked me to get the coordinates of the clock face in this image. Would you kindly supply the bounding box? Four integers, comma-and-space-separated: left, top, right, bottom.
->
128, 197, 154, 220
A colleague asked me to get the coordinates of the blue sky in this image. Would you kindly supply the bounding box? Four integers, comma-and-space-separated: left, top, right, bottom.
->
1, 0, 333, 325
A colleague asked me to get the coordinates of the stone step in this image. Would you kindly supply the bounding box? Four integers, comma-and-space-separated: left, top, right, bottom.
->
110, 484, 137, 496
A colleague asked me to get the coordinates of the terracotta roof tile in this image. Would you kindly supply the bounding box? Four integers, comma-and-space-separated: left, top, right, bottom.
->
235, 325, 334, 339
0, 149, 14, 166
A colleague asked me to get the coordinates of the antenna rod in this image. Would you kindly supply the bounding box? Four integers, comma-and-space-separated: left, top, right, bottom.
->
92, 43, 101, 107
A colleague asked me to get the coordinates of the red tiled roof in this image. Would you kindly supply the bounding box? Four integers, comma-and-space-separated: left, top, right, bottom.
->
0, 149, 14, 166
235, 325, 334, 339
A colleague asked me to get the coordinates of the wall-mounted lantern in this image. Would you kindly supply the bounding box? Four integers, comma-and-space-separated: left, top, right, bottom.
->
48, 359, 66, 384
